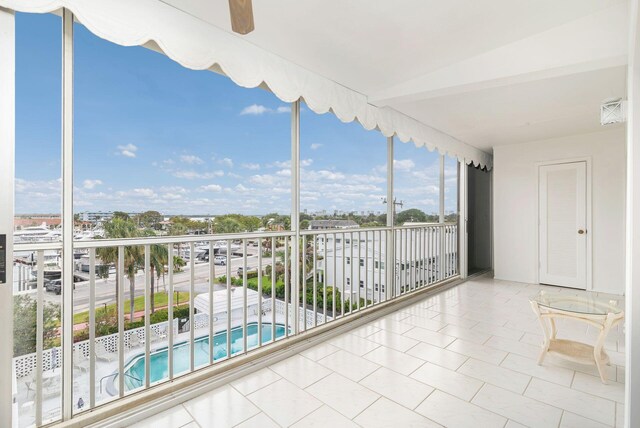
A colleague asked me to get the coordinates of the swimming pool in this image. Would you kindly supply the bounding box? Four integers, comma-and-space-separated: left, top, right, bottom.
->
120, 322, 287, 391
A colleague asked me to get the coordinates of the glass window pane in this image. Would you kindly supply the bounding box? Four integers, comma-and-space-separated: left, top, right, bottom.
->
300, 105, 387, 229
74, 22, 291, 226
445, 155, 459, 221
392, 138, 440, 225
14, 12, 63, 425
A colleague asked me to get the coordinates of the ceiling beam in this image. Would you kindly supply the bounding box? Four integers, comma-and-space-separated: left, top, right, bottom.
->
369, 3, 629, 106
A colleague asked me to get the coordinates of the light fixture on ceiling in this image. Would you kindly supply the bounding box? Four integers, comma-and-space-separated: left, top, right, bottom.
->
228, 0, 255, 35
601, 98, 626, 125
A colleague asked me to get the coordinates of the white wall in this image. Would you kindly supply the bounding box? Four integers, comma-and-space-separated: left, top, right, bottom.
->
493, 127, 626, 294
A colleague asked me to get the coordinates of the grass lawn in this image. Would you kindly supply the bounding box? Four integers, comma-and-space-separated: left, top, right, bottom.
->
73, 291, 190, 325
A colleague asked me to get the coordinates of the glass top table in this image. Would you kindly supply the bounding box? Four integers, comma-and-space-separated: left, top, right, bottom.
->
531, 290, 623, 316
530, 290, 624, 384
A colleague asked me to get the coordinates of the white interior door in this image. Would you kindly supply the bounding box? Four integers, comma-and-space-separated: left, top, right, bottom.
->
539, 161, 587, 289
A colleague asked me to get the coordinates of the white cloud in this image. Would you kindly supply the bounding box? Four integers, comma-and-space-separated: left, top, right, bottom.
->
310, 143, 323, 150
180, 155, 204, 165
240, 104, 291, 115
201, 184, 222, 192
241, 162, 260, 170
240, 104, 270, 115
131, 188, 156, 198
161, 193, 183, 200
394, 159, 415, 171
172, 170, 224, 179
249, 174, 280, 186
82, 179, 102, 190
219, 157, 233, 168
235, 184, 249, 192
117, 144, 138, 158
272, 158, 313, 168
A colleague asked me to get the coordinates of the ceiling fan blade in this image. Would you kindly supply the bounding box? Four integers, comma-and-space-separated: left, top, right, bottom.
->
228, 0, 255, 35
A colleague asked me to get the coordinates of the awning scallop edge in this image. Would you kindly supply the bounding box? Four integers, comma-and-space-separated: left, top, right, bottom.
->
1, 0, 493, 169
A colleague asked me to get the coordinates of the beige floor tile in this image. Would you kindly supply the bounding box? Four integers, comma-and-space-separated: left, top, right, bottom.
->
318, 349, 380, 382
269, 354, 332, 389
406, 341, 468, 370
128, 406, 193, 428
355, 397, 442, 428
231, 368, 281, 395
247, 379, 322, 427
500, 353, 575, 386
446, 338, 508, 365
410, 362, 483, 401
458, 358, 531, 394
403, 326, 456, 348
524, 378, 615, 426
327, 333, 380, 356
305, 373, 379, 419
439, 324, 492, 344
415, 390, 506, 428
235, 412, 280, 428
360, 367, 434, 410
365, 329, 420, 352
472, 384, 562, 428
183, 385, 260, 428
300, 342, 341, 361
290, 405, 359, 428
362, 345, 424, 375
560, 411, 611, 428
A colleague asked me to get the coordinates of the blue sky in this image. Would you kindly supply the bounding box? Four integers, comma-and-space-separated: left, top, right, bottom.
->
15, 12, 456, 217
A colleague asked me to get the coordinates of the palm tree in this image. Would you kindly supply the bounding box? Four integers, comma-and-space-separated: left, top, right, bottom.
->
97, 218, 143, 318
141, 229, 168, 313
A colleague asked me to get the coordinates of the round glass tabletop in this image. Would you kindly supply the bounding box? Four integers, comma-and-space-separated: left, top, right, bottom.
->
531, 291, 623, 315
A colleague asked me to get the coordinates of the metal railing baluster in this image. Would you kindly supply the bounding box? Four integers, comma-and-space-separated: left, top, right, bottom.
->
226, 241, 232, 359
242, 239, 248, 353
168, 244, 174, 380
271, 237, 276, 342
313, 235, 317, 328
88, 248, 96, 408
36, 250, 43, 426
302, 235, 307, 331
117, 246, 125, 397
189, 242, 195, 372
209, 241, 214, 365
284, 236, 289, 337
258, 238, 263, 347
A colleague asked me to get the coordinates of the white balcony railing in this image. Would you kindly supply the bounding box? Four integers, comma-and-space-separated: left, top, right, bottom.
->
11, 223, 457, 427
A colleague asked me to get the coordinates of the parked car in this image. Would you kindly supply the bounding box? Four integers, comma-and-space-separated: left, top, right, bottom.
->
44, 279, 76, 294
45, 279, 62, 294
213, 255, 226, 266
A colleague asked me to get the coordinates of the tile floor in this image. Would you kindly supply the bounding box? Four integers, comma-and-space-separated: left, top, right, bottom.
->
128, 276, 626, 428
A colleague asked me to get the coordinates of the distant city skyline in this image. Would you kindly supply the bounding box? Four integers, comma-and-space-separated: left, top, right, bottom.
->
14, 13, 457, 216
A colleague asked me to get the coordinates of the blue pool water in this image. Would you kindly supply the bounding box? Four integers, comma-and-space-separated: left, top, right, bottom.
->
122, 322, 287, 391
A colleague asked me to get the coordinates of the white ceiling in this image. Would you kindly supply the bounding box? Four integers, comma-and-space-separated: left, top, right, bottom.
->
164, 0, 630, 152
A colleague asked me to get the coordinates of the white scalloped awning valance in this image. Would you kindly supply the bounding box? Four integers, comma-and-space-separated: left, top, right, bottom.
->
2, 0, 492, 169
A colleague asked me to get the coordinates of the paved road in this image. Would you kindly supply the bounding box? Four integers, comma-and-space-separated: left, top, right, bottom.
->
40, 252, 269, 313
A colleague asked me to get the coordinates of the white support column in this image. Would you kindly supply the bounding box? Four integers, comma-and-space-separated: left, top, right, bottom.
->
626, 1, 640, 426
290, 100, 300, 334
0, 7, 15, 428
459, 160, 468, 279
386, 137, 395, 298
439, 154, 445, 223
61, 8, 74, 421
439, 154, 445, 279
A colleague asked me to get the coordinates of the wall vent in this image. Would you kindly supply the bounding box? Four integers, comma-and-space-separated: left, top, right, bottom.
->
600, 98, 625, 125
